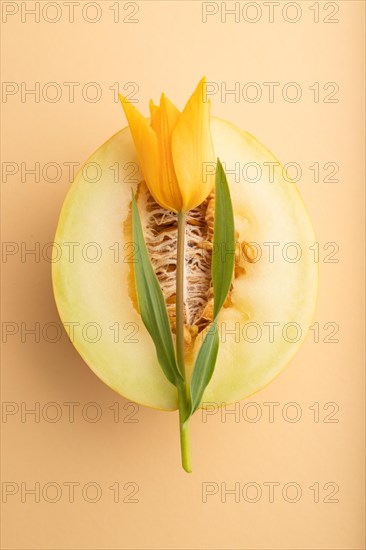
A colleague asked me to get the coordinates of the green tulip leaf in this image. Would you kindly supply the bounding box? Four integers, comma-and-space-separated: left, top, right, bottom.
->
189, 321, 219, 416
131, 192, 183, 386
189, 159, 235, 415
212, 159, 236, 318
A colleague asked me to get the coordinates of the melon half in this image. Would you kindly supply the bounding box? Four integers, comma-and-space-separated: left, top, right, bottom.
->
52, 117, 318, 411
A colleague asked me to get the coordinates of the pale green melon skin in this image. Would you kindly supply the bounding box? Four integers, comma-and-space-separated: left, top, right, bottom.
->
52, 118, 318, 411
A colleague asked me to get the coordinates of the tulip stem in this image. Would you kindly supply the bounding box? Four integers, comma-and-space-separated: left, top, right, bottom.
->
177, 382, 192, 473
176, 211, 192, 473
176, 212, 186, 378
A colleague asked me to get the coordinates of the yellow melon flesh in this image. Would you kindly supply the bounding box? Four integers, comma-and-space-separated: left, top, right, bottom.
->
52, 117, 317, 411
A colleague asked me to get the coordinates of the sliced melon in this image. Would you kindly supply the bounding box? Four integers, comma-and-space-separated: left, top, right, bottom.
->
52, 117, 317, 411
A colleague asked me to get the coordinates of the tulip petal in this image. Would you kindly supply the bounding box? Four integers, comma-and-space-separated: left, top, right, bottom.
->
149, 94, 182, 211
149, 99, 159, 121
120, 95, 172, 211
171, 77, 215, 212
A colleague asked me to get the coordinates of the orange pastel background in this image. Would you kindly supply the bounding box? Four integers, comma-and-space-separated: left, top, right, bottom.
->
1, 1, 365, 549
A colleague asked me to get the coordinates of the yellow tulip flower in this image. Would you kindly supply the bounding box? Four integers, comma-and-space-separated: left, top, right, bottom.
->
120, 78, 215, 213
